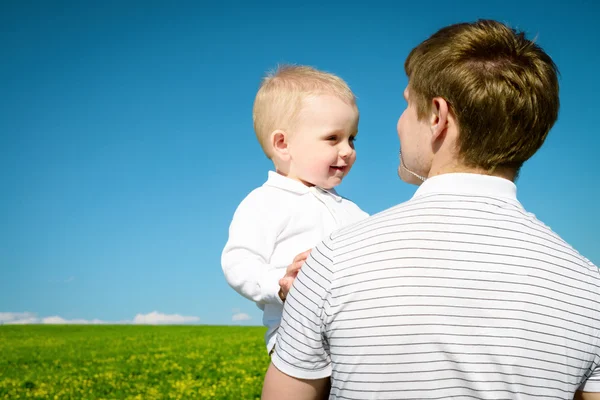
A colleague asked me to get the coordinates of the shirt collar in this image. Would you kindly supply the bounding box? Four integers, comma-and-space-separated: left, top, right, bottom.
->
413, 173, 517, 201
264, 171, 342, 202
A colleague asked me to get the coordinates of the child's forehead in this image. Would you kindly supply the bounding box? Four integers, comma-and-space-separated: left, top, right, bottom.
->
294, 94, 359, 129
301, 92, 357, 109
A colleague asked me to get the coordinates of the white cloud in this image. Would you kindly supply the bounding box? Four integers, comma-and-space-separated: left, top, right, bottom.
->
41, 316, 106, 325
1, 311, 200, 325
132, 311, 200, 325
41, 316, 68, 324
0, 312, 37, 324
232, 313, 252, 322
5, 317, 39, 325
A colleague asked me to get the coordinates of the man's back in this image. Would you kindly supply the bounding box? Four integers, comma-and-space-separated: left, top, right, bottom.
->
262, 19, 598, 400
273, 174, 600, 399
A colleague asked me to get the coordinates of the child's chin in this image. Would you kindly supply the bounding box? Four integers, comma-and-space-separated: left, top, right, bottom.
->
323, 177, 343, 189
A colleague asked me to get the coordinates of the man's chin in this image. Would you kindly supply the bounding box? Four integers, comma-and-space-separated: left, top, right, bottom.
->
398, 166, 424, 186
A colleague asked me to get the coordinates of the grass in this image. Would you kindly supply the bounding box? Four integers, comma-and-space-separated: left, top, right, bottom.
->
0, 325, 270, 399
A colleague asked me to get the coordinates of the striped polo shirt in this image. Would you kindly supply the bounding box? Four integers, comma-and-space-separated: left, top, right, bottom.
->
272, 173, 600, 399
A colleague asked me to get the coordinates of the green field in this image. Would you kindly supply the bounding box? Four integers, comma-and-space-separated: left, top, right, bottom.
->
0, 325, 270, 399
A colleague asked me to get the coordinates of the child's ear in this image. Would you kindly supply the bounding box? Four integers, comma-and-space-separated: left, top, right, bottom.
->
271, 130, 290, 161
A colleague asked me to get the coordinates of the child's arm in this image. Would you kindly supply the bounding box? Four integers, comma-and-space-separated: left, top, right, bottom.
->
221, 192, 286, 305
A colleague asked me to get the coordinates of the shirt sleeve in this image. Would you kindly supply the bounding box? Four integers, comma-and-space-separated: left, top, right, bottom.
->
221, 191, 286, 306
271, 239, 334, 379
579, 259, 600, 392
579, 355, 600, 392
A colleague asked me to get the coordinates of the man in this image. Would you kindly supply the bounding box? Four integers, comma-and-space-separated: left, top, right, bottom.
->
262, 19, 600, 400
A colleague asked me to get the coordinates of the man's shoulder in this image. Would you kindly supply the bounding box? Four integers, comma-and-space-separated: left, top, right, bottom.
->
338, 199, 415, 228
524, 211, 599, 270
326, 201, 414, 248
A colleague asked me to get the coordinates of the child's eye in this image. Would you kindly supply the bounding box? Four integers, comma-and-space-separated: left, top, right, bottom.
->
349, 136, 357, 143
326, 136, 337, 141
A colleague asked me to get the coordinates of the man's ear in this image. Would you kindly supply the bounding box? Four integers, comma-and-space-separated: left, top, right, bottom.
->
270, 130, 290, 161
430, 97, 450, 143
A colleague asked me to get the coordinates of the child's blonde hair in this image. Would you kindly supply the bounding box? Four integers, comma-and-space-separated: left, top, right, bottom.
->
253, 65, 357, 158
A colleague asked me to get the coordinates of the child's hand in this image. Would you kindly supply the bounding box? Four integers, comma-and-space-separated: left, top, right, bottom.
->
278, 249, 312, 301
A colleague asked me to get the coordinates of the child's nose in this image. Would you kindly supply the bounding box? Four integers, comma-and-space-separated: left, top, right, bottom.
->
339, 143, 353, 158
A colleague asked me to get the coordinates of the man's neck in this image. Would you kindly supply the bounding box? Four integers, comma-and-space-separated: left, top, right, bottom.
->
429, 159, 517, 182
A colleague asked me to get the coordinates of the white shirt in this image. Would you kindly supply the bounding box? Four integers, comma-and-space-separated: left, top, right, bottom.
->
273, 173, 600, 398
222, 171, 368, 352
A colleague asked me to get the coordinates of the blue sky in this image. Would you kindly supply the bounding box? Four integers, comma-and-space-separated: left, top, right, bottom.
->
1, 0, 598, 326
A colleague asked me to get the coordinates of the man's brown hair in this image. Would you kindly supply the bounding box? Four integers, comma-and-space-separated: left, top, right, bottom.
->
405, 19, 559, 171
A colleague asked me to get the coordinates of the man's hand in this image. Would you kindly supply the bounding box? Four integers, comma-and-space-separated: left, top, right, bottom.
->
278, 249, 312, 301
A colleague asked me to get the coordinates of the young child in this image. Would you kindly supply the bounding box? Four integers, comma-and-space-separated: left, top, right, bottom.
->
221, 65, 368, 354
